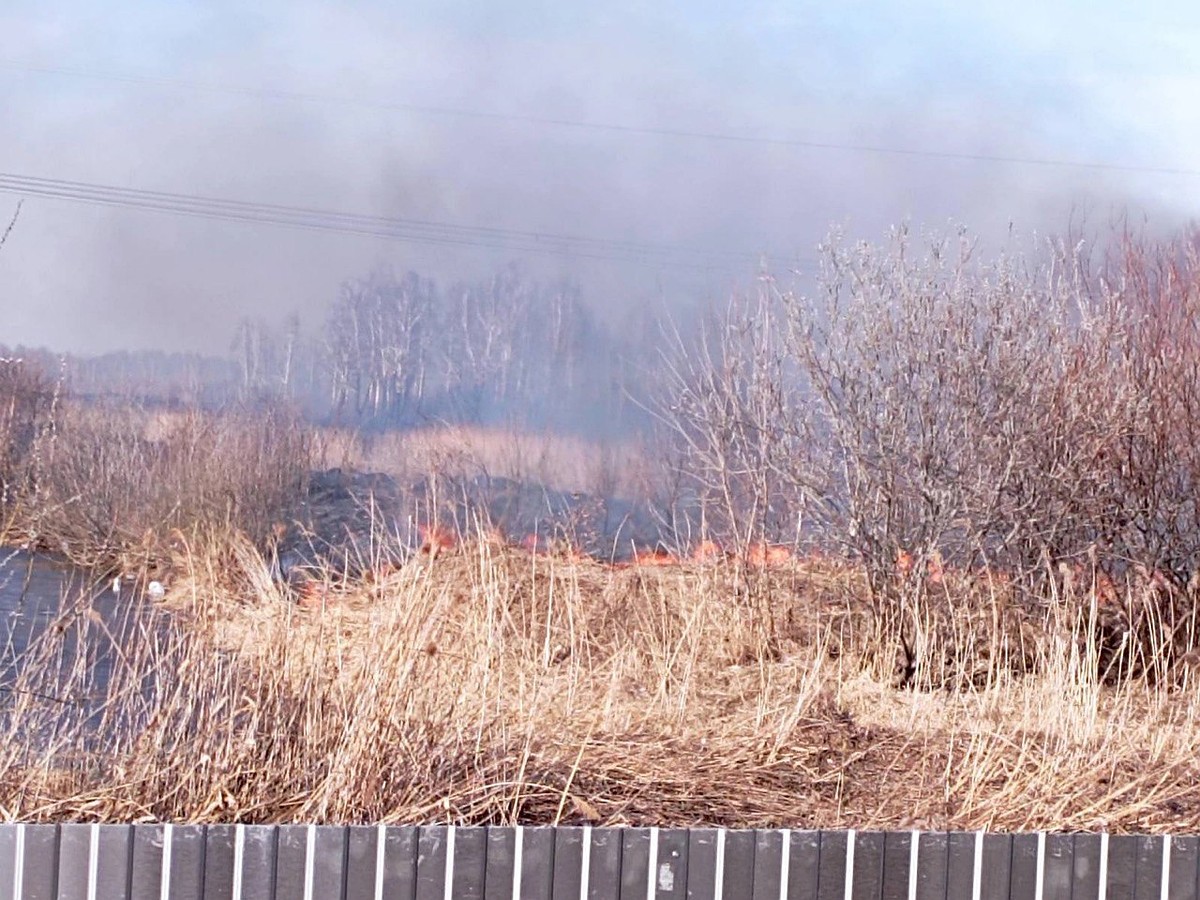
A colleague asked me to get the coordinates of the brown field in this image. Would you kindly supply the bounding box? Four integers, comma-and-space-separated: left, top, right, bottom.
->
3, 529, 1200, 832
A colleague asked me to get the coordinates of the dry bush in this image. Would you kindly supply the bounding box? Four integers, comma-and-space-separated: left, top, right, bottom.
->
0, 357, 55, 524
661, 224, 1200, 683
10, 401, 313, 568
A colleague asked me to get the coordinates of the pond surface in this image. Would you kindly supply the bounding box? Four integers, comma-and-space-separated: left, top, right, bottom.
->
0, 548, 140, 733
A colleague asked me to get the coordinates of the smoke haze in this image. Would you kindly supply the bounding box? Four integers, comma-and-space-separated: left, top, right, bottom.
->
0, 0, 1197, 353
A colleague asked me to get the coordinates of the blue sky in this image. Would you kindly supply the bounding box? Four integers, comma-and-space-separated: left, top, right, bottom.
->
1, 1, 1197, 351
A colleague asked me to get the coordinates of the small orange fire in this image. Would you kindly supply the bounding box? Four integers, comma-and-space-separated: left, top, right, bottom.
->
746, 543, 792, 567
633, 547, 678, 567
926, 550, 945, 585
419, 524, 458, 556
894, 548, 948, 583
294, 576, 328, 607
691, 540, 726, 563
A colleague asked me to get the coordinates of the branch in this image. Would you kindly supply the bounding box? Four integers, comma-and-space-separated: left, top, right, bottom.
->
0, 201, 21, 251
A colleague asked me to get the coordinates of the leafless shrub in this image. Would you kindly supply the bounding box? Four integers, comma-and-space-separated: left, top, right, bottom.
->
660, 223, 1200, 682
10, 402, 313, 568
0, 357, 55, 527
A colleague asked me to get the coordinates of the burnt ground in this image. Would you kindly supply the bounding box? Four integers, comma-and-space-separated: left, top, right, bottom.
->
276, 468, 665, 575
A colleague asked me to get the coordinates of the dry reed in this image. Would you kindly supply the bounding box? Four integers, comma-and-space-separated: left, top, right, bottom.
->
2, 535, 1199, 833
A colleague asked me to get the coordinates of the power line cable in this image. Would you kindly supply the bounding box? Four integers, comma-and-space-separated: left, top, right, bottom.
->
0, 171, 798, 271
3, 59, 1197, 178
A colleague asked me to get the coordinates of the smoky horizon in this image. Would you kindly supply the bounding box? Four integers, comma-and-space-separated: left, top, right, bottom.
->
1, 2, 1198, 360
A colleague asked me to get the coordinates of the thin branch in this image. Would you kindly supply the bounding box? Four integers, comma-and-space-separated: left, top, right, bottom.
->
0, 200, 21, 251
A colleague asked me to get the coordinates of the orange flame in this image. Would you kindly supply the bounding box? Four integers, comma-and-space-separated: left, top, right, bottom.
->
295, 577, 328, 607
634, 547, 678, 567
926, 550, 945, 584
691, 540, 726, 563
419, 524, 458, 556
746, 543, 792, 567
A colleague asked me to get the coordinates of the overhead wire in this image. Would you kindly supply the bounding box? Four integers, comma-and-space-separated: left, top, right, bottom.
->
3, 58, 1198, 177
0, 172, 795, 272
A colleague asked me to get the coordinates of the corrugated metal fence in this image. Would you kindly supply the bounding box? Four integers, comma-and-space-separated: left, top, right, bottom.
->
0, 825, 1195, 900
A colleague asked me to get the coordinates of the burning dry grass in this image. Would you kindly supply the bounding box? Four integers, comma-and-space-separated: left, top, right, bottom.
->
3, 540, 1200, 832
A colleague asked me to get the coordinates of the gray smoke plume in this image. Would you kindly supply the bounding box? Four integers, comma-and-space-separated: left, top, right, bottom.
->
0, 0, 1194, 353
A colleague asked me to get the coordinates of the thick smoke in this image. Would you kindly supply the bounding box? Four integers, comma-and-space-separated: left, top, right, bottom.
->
0, 0, 1194, 354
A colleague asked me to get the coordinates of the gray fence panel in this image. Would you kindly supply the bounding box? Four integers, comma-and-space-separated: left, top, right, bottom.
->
1169, 836, 1200, 900
978, 833, 1010, 900
383, 826, 419, 900
686, 829, 718, 900
416, 826, 449, 900
656, 828, 688, 900
1108, 835, 1139, 900
1135, 834, 1166, 900
878, 831, 910, 900
129, 825, 165, 900
274, 825, 310, 900
787, 831, 821, 900
944, 832, 974, 900
95, 825, 133, 900
722, 830, 756, 900
914, 833, 947, 900
1009, 832, 1039, 900
522, 827, 556, 900
850, 831, 885, 900
20, 824, 1200, 900
484, 827, 515, 900
1043, 833, 1073, 900
588, 827, 622, 900
239, 825, 278, 900
345, 825, 380, 900
619, 828, 651, 900
749, 830, 784, 900
0, 825, 16, 899
56, 823, 92, 900
453, 826, 488, 900
23, 824, 60, 900
312, 825, 347, 900
202, 825, 235, 900
550, 826, 586, 900
169, 825, 208, 900
816, 830, 846, 900
1073, 834, 1102, 900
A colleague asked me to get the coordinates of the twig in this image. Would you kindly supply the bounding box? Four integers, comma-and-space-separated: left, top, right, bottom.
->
0, 201, 21, 251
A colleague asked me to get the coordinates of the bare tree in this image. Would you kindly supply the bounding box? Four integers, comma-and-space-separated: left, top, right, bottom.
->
326, 269, 432, 423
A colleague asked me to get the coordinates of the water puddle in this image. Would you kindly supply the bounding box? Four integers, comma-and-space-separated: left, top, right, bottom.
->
0, 548, 147, 742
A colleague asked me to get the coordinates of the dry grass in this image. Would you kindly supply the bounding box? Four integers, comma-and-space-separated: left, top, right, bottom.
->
320, 424, 648, 498
3, 537, 1200, 833
0, 398, 312, 572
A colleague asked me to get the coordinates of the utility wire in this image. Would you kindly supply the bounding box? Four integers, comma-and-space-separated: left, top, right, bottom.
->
4, 59, 1198, 178
0, 172, 793, 271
